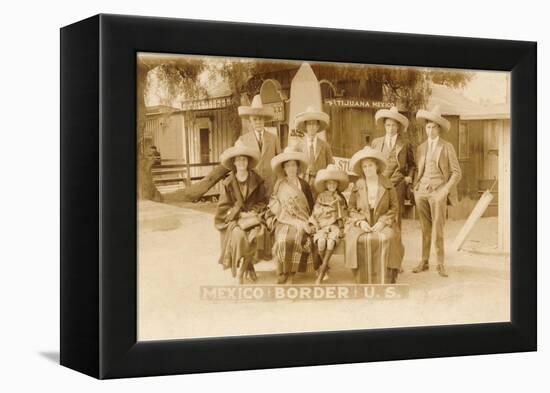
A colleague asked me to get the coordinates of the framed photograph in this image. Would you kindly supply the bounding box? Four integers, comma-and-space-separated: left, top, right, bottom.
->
60, 14, 536, 379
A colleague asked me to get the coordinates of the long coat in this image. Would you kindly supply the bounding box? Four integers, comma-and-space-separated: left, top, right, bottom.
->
238, 130, 281, 194
413, 138, 462, 206
214, 170, 270, 275
344, 176, 404, 282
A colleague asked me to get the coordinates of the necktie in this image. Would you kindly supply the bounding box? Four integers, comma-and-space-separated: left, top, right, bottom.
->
309, 139, 315, 166
257, 131, 263, 151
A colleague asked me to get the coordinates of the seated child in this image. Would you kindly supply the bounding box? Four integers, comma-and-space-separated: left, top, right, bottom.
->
309, 164, 349, 284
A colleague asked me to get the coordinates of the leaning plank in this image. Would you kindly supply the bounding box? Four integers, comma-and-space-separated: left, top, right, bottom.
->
452, 190, 494, 251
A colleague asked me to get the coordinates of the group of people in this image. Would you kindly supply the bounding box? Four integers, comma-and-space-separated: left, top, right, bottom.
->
215, 94, 462, 285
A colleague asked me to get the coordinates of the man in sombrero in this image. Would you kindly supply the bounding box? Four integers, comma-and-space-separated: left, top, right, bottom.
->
371, 106, 416, 230
238, 94, 282, 194
412, 105, 462, 277
294, 106, 334, 195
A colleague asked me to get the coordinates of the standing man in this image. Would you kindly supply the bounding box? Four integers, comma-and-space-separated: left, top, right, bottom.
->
294, 105, 334, 195
371, 106, 416, 230
412, 106, 462, 277
238, 95, 282, 194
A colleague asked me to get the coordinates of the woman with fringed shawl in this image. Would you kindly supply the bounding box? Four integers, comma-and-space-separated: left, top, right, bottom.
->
266, 145, 317, 284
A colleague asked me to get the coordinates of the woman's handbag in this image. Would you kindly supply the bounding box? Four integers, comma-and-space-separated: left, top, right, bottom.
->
237, 214, 261, 230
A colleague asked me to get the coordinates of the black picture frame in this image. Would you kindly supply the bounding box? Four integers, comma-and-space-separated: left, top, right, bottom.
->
60, 14, 536, 379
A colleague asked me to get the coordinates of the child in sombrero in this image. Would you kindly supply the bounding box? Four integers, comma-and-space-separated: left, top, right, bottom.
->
309, 164, 349, 284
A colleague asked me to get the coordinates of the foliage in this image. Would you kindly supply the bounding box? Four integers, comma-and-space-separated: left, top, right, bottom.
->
136, 55, 473, 199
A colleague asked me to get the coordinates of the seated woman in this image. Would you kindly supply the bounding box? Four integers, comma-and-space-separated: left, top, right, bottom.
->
215, 141, 270, 284
266, 145, 316, 284
309, 164, 349, 284
345, 146, 404, 284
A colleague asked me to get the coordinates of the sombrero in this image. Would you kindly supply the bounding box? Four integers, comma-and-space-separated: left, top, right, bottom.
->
271, 144, 309, 178
295, 106, 330, 132
314, 164, 349, 192
238, 94, 274, 120
416, 105, 450, 132
220, 140, 260, 171
375, 106, 409, 130
348, 146, 387, 176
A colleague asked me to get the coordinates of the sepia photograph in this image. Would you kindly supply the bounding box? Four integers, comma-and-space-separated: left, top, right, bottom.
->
136, 53, 511, 341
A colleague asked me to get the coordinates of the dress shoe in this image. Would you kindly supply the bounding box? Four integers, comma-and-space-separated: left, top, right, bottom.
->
277, 274, 288, 284
287, 273, 295, 285
436, 264, 449, 277
389, 268, 398, 284
412, 261, 429, 273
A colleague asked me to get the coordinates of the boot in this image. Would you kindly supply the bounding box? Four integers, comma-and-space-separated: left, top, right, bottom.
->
412, 260, 429, 273
437, 264, 448, 277
316, 249, 334, 285
316, 264, 328, 285
247, 263, 258, 282
237, 271, 245, 285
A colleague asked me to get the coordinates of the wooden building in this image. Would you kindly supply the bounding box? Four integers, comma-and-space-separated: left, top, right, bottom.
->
145, 66, 510, 247
426, 84, 510, 223
144, 93, 237, 196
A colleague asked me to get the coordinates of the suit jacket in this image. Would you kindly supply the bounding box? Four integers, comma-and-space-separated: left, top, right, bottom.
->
304, 137, 335, 177
414, 138, 462, 206
371, 134, 416, 181
238, 129, 281, 193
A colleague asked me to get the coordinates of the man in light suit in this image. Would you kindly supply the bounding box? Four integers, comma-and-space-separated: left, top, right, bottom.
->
294, 106, 334, 195
371, 106, 416, 230
412, 106, 462, 277
238, 95, 281, 195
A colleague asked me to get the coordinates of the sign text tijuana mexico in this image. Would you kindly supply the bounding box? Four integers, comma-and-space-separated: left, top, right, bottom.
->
325, 98, 395, 109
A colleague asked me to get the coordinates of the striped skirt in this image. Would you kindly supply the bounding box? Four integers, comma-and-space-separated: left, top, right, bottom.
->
345, 226, 403, 284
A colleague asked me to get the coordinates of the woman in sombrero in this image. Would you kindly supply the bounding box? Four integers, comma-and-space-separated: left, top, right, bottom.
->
265, 144, 316, 284
344, 146, 404, 284
215, 141, 270, 284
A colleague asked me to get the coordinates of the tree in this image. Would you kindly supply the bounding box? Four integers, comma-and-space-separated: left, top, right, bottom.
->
369, 67, 473, 144
137, 54, 207, 201
140, 56, 473, 202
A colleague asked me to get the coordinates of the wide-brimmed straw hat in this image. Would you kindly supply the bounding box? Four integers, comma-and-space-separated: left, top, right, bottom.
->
271, 144, 309, 178
375, 106, 409, 130
220, 140, 260, 171
314, 164, 349, 192
238, 94, 274, 120
416, 105, 450, 132
294, 105, 330, 132
349, 146, 387, 176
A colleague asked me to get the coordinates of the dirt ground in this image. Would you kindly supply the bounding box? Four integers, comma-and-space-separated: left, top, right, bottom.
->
137, 200, 510, 341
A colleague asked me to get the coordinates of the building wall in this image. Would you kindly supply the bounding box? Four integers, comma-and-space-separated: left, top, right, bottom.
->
447, 118, 506, 219
325, 106, 376, 158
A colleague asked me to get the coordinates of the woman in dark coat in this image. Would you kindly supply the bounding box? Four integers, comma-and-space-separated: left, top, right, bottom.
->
265, 145, 316, 284
215, 141, 270, 284
345, 146, 404, 284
